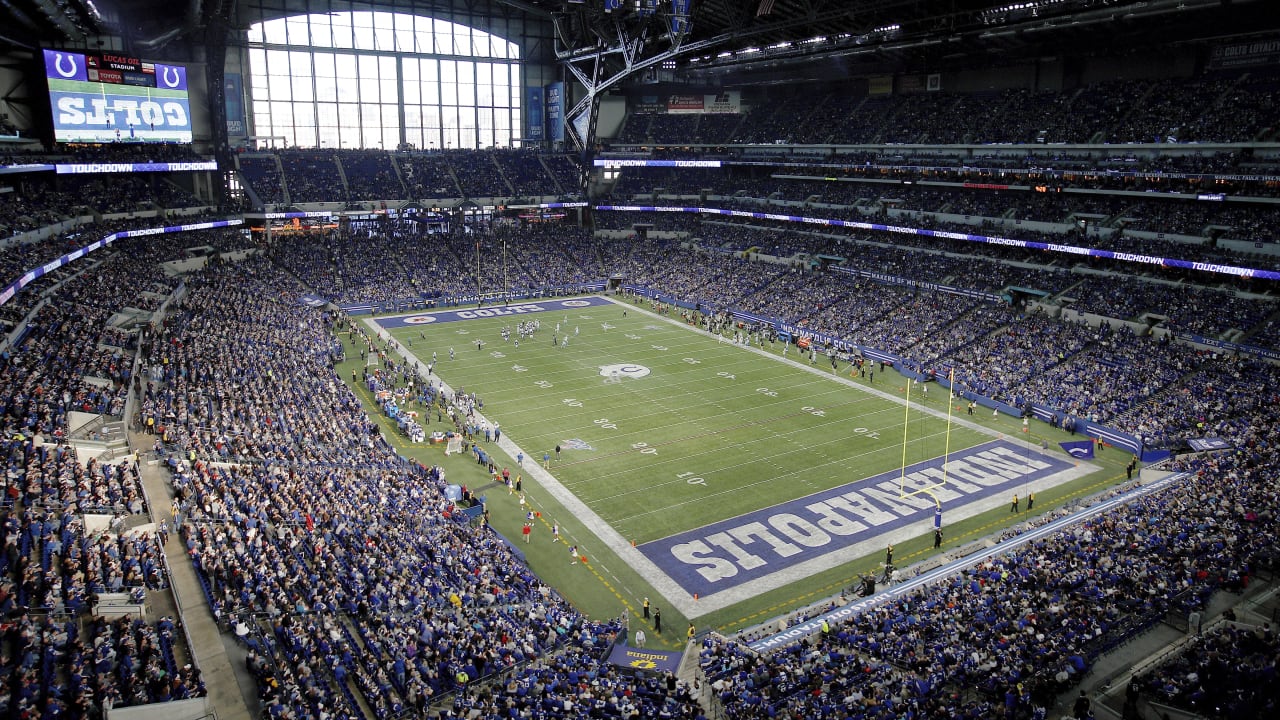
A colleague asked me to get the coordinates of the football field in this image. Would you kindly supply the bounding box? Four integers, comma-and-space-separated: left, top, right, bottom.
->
370, 295, 1095, 618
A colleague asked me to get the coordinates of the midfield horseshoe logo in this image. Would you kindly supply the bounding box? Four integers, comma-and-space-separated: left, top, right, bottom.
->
598, 363, 651, 379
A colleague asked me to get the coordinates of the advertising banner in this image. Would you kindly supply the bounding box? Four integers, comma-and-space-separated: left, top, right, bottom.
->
702, 91, 740, 113
1208, 37, 1280, 69
55, 161, 217, 174
666, 94, 704, 113
670, 0, 692, 35
592, 205, 1280, 282
526, 86, 544, 141
830, 266, 1001, 302
1, 218, 241, 308
546, 82, 564, 143
606, 644, 682, 673
1178, 332, 1280, 361
1187, 437, 1233, 451
225, 73, 245, 136
897, 74, 926, 94
634, 95, 665, 113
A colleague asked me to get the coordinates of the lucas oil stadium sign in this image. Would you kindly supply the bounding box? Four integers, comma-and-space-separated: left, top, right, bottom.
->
640, 439, 1074, 601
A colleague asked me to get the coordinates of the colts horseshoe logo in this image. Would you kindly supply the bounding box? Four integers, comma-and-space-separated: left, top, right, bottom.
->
54, 53, 78, 78
161, 66, 182, 88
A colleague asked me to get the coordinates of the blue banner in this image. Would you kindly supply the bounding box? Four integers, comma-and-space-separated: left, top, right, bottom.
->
728, 310, 772, 325
1140, 449, 1172, 464
154, 64, 189, 92
225, 72, 245, 136
1059, 440, 1096, 460
670, 0, 692, 34
594, 159, 722, 168
546, 82, 564, 143
526, 86, 544, 142
1187, 437, 1233, 451
1177, 332, 1280, 362
606, 156, 1280, 183
831, 266, 1002, 302
606, 644, 682, 673
1080, 421, 1142, 456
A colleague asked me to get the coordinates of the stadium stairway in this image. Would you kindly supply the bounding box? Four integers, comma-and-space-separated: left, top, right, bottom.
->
1236, 301, 1280, 347
1054, 573, 1278, 720
236, 169, 266, 210
334, 155, 353, 199
132, 428, 257, 720
388, 151, 410, 195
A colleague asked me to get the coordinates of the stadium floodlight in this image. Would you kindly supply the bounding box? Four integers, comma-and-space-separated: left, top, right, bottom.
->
80, 0, 102, 23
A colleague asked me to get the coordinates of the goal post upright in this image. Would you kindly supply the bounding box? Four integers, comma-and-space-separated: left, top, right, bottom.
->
941, 367, 956, 488
899, 374, 912, 493
897, 369, 947, 521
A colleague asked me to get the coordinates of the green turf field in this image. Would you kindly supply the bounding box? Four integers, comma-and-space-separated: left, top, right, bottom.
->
339, 294, 1126, 643
382, 301, 990, 545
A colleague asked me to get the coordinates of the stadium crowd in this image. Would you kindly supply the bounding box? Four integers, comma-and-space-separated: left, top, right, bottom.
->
698, 426, 1277, 720
130, 229, 1277, 720
231, 149, 583, 207
125, 257, 703, 719
0, 230, 264, 716
0, 198, 1273, 720
254, 207, 1280, 458
0, 60, 1277, 720
614, 71, 1280, 145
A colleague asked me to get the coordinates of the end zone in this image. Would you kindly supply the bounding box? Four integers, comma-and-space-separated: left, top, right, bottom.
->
374, 296, 615, 328
638, 438, 1093, 612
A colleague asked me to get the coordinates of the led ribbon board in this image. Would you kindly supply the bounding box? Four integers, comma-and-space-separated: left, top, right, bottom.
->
592, 205, 1280, 281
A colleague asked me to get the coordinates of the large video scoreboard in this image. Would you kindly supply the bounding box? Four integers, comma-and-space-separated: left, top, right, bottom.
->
43, 48, 193, 143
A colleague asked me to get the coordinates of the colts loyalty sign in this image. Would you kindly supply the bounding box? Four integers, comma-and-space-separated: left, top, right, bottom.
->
640, 440, 1073, 600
